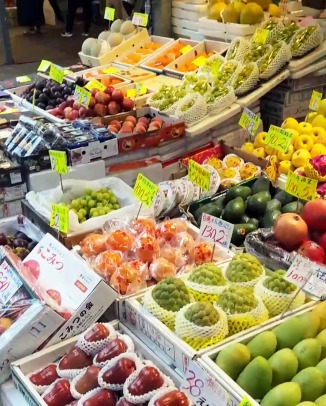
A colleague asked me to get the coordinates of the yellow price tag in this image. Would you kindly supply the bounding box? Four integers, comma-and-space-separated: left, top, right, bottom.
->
63, 69, 73, 76
309, 90, 323, 111
49, 150, 68, 175
104, 7, 115, 20
253, 28, 270, 44
265, 125, 293, 153
16, 76, 32, 83
180, 45, 193, 54
127, 84, 147, 98
193, 55, 207, 67
265, 159, 279, 183
132, 12, 149, 27
285, 171, 318, 201
49, 64, 64, 84
133, 173, 159, 208
74, 86, 91, 107
239, 397, 254, 406
50, 204, 69, 234
104, 67, 120, 74
209, 59, 223, 77
188, 159, 211, 191
127, 89, 137, 98
85, 79, 106, 92
238, 107, 261, 136
37, 60, 51, 72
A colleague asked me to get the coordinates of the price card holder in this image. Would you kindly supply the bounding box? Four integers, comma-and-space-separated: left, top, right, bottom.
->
285, 171, 317, 201
180, 45, 193, 54
264, 125, 292, 153
50, 204, 69, 234
188, 159, 210, 191
104, 7, 115, 21
37, 60, 51, 72
200, 213, 234, 249
132, 12, 149, 27
133, 173, 158, 208
49, 64, 64, 84
49, 150, 68, 175
309, 90, 323, 111
238, 107, 261, 136
16, 76, 32, 83
85, 79, 106, 92
252, 28, 269, 44
193, 55, 207, 67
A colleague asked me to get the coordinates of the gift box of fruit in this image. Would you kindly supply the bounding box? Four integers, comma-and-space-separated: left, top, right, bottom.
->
11, 320, 192, 406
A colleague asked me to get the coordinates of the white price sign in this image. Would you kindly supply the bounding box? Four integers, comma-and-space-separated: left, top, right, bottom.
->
199, 213, 234, 249
181, 360, 228, 406
0, 260, 23, 305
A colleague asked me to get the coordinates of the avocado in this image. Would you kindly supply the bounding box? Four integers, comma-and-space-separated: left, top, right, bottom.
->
231, 223, 258, 246
194, 202, 223, 225
274, 190, 294, 206
222, 197, 246, 223
225, 186, 252, 204
262, 209, 281, 228
246, 192, 271, 216
282, 201, 304, 214
247, 217, 260, 228
240, 214, 251, 223
251, 177, 271, 195
266, 199, 282, 212
241, 214, 260, 228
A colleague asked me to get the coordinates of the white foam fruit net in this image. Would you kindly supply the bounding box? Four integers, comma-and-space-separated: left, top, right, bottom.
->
175, 304, 228, 350
198, 54, 226, 82
206, 86, 236, 115
215, 60, 242, 87
254, 277, 306, 317
290, 24, 323, 57
258, 41, 291, 80
231, 62, 260, 96
225, 38, 251, 62
185, 277, 228, 304
260, 19, 284, 44
175, 93, 208, 126
77, 323, 117, 356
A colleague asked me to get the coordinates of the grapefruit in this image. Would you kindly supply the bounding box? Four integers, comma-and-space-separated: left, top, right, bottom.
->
274, 213, 308, 251
301, 199, 326, 232
240, 3, 264, 24
247, 0, 271, 11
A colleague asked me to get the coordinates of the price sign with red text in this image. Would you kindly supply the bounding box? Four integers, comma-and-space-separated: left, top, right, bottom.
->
0, 260, 23, 305
200, 213, 234, 249
238, 107, 261, 136
285, 171, 317, 201
181, 360, 228, 406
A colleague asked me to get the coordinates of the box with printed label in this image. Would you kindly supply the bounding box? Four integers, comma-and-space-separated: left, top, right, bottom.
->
0, 183, 26, 203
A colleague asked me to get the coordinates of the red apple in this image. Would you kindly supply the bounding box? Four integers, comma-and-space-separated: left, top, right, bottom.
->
117, 399, 145, 406
134, 125, 146, 134
151, 117, 163, 126
101, 358, 136, 385
68, 110, 79, 121
138, 117, 149, 126
108, 125, 118, 133
96, 338, 127, 363
125, 115, 137, 125
85, 108, 94, 117
122, 98, 134, 112
83, 389, 116, 406
42, 379, 75, 406
154, 390, 190, 406
111, 89, 124, 104
95, 92, 110, 105
75, 366, 100, 394
59, 346, 92, 370
110, 120, 121, 130
105, 86, 115, 95
30, 364, 59, 387
128, 366, 164, 396
79, 106, 88, 119
58, 102, 68, 112
50, 107, 62, 117
123, 120, 135, 129
91, 89, 98, 97
94, 103, 108, 117
73, 101, 80, 110
67, 96, 75, 107
84, 324, 109, 342
108, 101, 121, 115
89, 97, 96, 108
64, 107, 73, 119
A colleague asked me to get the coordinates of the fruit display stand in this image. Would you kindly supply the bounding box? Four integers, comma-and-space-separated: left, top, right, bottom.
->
199, 302, 319, 406
289, 58, 326, 80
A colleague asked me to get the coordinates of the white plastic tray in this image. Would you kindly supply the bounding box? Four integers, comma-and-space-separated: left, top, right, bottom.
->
172, 17, 200, 31
289, 41, 326, 71
172, 3, 207, 21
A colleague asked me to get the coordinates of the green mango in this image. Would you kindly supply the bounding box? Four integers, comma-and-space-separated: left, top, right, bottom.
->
222, 197, 246, 223
231, 223, 257, 246
224, 185, 252, 203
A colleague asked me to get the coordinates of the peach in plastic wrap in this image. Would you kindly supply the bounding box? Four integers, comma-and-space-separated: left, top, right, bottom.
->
149, 258, 176, 281
80, 234, 107, 256
159, 245, 181, 266
135, 235, 160, 263
171, 232, 195, 257
194, 241, 213, 264
106, 230, 134, 253
156, 219, 188, 242
110, 262, 145, 295
131, 218, 156, 236
93, 250, 123, 280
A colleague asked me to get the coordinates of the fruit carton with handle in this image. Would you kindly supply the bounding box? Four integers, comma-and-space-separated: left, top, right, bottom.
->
11, 321, 183, 406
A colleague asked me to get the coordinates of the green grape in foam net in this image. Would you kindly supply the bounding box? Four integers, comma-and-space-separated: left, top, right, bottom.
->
189, 263, 226, 286
263, 269, 297, 294
226, 253, 262, 283
184, 302, 220, 327
217, 285, 258, 314
152, 277, 191, 312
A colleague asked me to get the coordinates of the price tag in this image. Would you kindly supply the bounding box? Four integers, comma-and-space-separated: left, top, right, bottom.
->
132, 12, 149, 27
193, 55, 207, 67
37, 59, 51, 72
0, 260, 23, 305
104, 67, 120, 74
180, 45, 193, 54
63, 69, 73, 76
188, 159, 210, 191
181, 360, 228, 406
49, 150, 68, 175
238, 107, 261, 136
253, 28, 270, 44
309, 90, 323, 111
73, 85, 82, 102
50, 204, 69, 234
265, 125, 292, 153
49, 64, 64, 84
200, 213, 234, 249
16, 76, 32, 83
127, 83, 147, 98
85, 79, 106, 92
133, 173, 159, 208
209, 59, 223, 77
74, 86, 91, 107
285, 171, 317, 201
239, 397, 254, 406
104, 7, 115, 20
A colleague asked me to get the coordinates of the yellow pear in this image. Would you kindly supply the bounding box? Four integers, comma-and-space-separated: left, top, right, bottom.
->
241, 142, 255, 153
317, 99, 326, 116
254, 131, 267, 148
292, 149, 311, 168
268, 3, 281, 17
240, 3, 264, 24
208, 2, 227, 21
252, 147, 266, 158
282, 117, 299, 132
222, 2, 242, 23
278, 144, 294, 161
279, 160, 293, 175
310, 143, 326, 158
265, 145, 278, 155
286, 129, 300, 146
297, 122, 313, 135
312, 114, 326, 130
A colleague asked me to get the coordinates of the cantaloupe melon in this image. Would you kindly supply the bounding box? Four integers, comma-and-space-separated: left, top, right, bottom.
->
120, 21, 136, 36
90, 40, 102, 57
81, 38, 97, 55
107, 32, 123, 47
110, 19, 124, 33
98, 31, 109, 41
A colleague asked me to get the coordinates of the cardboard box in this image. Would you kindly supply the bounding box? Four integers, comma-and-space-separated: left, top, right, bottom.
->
0, 183, 26, 202
279, 74, 326, 91
262, 86, 323, 107
261, 99, 309, 120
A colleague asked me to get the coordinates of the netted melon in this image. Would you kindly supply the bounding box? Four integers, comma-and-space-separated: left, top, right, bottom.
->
120, 21, 136, 36
81, 37, 97, 55
98, 31, 109, 41
110, 19, 124, 33
108, 32, 123, 47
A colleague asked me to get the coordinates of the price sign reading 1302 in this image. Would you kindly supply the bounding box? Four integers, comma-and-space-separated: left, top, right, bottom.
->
188, 160, 210, 191
264, 125, 293, 153
200, 213, 234, 249
133, 173, 158, 208
285, 171, 317, 201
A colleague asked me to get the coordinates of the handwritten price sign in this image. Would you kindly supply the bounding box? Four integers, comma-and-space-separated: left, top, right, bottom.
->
265, 125, 293, 153
132, 12, 148, 26
49, 64, 64, 84
188, 160, 211, 191
181, 360, 228, 406
238, 107, 261, 136
252, 28, 269, 44
200, 213, 234, 249
285, 171, 317, 201
309, 90, 323, 111
50, 204, 69, 234
104, 7, 115, 21
49, 150, 68, 175
133, 173, 158, 208
85, 79, 106, 92
74, 85, 91, 107
0, 260, 23, 305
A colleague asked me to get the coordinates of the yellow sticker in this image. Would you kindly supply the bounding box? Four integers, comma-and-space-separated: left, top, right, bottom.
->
37, 60, 51, 72
285, 171, 318, 201
0, 108, 18, 114
104, 67, 120, 74
133, 173, 159, 208
193, 55, 207, 67
85, 79, 106, 92
238, 107, 261, 136
16, 76, 32, 83
49, 150, 68, 175
188, 159, 211, 191
253, 28, 270, 44
63, 69, 73, 75
239, 397, 254, 406
132, 12, 149, 27
127, 84, 147, 98
104, 7, 115, 21
264, 125, 293, 153
180, 45, 193, 54
50, 204, 69, 234
49, 64, 64, 84
309, 90, 323, 111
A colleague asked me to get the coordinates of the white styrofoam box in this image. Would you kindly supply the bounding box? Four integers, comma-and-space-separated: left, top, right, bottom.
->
199, 17, 260, 37
142, 74, 182, 90
289, 41, 326, 72
172, 0, 207, 11
199, 302, 316, 406
198, 27, 243, 43
1, 380, 28, 406
26, 160, 106, 192
172, 26, 205, 41
172, 17, 200, 31
172, 2, 208, 21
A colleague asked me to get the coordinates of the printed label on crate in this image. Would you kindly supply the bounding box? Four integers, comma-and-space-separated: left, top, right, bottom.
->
200, 213, 234, 249
127, 83, 147, 98
285, 171, 317, 201
49, 64, 64, 84
0, 260, 23, 305
74, 85, 90, 107
180, 45, 193, 54
309, 90, 323, 111
238, 107, 261, 136
265, 125, 292, 153
181, 360, 228, 406
16, 76, 32, 83
188, 159, 210, 191
132, 12, 148, 26
193, 55, 207, 67
133, 173, 159, 208
50, 204, 69, 234
104, 7, 115, 20
85, 79, 106, 92
37, 59, 51, 72
239, 397, 254, 406
252, 28, 269, 44
49, 150, 68, 175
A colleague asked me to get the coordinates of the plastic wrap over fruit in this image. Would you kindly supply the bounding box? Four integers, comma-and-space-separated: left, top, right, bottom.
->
305, 154, 326, 182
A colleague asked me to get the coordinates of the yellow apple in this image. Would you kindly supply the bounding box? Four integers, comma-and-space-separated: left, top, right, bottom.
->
254, 132, 267, 148
265, 145, 278, 155
241, 142, 254, 153
310, 143, 326, 158
286, 129, 300, 146
278, 144, 294, 161
252, 147, 266, 158
306, 112, 318, 124
294, 134, 314, 151
294, 166, 304, 174
317, 99, 326, 116
279, 160, 293, 175
297, 122, 313, 135
291, 149, 311, 168
312, 114, 326, 130
311, 127, 326, 143
282, 117, 299, 131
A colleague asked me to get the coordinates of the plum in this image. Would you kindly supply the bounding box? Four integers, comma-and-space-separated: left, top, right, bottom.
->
0, 233, 7, 246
